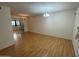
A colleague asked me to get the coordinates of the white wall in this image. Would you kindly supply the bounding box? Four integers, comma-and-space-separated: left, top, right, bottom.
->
72, 7, 79, 56
22, 18, 28, 32
0, 6, 15, 50
28, 10, 75, 39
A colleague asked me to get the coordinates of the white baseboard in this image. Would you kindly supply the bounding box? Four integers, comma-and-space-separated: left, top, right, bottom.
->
28, 31, 72, 40
0, 41, 15, 50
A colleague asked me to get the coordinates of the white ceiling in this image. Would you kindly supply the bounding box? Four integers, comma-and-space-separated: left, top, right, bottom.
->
0, 2, 79, 16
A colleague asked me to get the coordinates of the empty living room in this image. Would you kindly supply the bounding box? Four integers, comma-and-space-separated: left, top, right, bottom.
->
0, 2, 79, 57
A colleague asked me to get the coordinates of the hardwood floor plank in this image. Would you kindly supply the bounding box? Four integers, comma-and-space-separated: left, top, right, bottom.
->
0, 31, 75, 57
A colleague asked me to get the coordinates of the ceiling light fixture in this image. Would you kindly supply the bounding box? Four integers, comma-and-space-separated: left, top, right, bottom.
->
43, 13, 50, 17
43, 8, 50, 17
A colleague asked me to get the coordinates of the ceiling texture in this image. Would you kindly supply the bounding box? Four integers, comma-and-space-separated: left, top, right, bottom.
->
0, 2, 79, 16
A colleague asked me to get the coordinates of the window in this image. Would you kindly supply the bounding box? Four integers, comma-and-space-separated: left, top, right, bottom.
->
11, 20, 16, 26
11, 20, 20, 26
16, 21, 20, 26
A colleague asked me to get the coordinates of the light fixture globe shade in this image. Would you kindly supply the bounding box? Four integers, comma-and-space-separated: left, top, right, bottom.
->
43, 13, 50, 17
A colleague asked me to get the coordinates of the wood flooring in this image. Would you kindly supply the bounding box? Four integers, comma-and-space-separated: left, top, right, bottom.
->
0, 31, 75, 57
